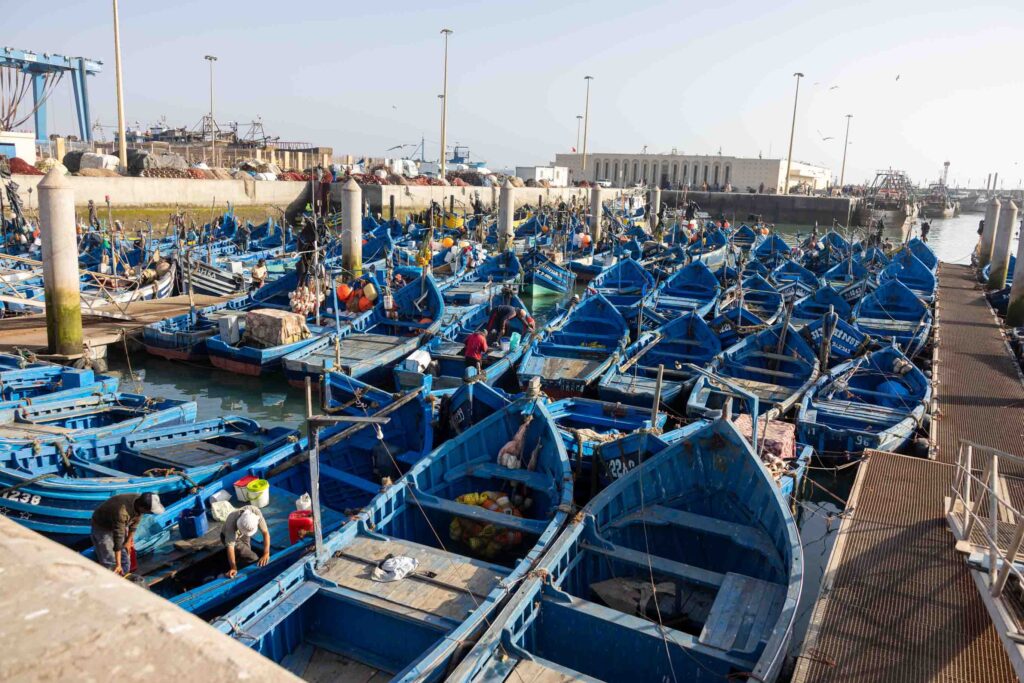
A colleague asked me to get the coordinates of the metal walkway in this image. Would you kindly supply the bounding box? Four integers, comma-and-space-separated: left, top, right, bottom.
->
793, 264, 1021, 683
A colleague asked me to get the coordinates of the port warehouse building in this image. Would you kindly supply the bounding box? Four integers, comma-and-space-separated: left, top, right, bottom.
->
554, 152, 830, 192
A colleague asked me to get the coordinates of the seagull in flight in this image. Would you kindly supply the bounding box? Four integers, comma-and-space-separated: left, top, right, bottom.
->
829, 85, 839, 91
817, 130, 835, 142
895, 74, 901, 81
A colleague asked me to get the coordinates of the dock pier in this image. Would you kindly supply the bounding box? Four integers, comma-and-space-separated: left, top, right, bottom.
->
794, 263, 1024, 683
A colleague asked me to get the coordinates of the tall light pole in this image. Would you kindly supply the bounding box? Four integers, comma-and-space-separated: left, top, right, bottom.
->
783, 72, 804, 194
204, 55, 217, 167
439, 28, 453, 181
581, 76, 594, 177
575, 114, 583, 153
112, 0, 128, 170
839, 113, 852, 188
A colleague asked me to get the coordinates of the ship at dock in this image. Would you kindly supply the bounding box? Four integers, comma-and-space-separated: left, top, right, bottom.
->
864, 169, 918, 237
919, 161, 961, 219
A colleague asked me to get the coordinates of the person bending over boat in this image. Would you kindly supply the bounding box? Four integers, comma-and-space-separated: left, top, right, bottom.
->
251, 258, 268, 290
486, 304, 531, 340
221, 505, 271, 579
90, 492, 165, 576
464, 329, 488, 374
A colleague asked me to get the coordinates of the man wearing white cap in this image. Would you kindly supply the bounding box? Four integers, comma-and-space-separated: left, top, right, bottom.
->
90, 492, 165, 576
220, 505, 271, 578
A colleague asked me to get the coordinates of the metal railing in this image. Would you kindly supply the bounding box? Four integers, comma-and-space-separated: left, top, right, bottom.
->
947, 439, 1024, 600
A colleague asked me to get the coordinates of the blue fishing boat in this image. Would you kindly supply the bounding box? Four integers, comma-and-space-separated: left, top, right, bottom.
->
689, 321, 820, 418
651, 260, 721, 318
519, 248, 576, 296
0, 417, 296, 545
447, 417, 803, 683
801, 311, 870, 368
143, 270, 299, 362
853, 279, 932, 358
754, 233, 792, 267
394, 296, 533, 398
719, 274, 785, 326
686, 228, 730, 271
880, 249, 937, 302
731, 223, 764, 251
0, 357, 118, 408
599, 313, 721, 408
281, 274, 445, 387
215, 398, 572, 681
518, 294, 629, 397
822, 257, 872, 303
790, 286, 852, 329
798, 345, 931, 457
856, 246, 891, 274
0, 392, 196, 451
770, 259, 819, 301
590, 257, 656, 320
980, 254, 1015, 284
907, 237, 938, 272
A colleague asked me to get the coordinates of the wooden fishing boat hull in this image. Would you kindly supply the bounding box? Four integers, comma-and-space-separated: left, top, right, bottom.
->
215, 399, 572, 681
447, 418, 803, 683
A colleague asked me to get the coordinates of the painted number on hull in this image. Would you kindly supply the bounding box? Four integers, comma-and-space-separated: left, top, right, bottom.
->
1, 491, 42, 506
603, 457, 639, 481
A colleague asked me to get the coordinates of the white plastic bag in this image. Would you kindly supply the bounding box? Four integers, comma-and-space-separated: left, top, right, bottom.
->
371, 555, 419, 582
296, 493, 312, 511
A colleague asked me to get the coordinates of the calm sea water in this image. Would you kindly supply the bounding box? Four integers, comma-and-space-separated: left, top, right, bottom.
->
109, 220, 978, 668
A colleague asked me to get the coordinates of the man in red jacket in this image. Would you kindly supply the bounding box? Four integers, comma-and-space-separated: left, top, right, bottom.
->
463, 329, 487, 374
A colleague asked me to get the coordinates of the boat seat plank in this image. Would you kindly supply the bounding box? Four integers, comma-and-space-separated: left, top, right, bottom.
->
709, 377, 792, 403
726, 364, 803, 379
461, 461, 556, 492
580, 541, 725, 589
412, 491, 550, 536
317, 535, 506, 622
301, 646, 388, 683
611, 505, 777, 559
699, 572, 786, 654
135, 440, 241, 468
511, 657, 594, 682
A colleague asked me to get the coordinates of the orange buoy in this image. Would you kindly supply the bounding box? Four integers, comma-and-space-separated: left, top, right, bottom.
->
358, 296, 373, 312
442, 237, 455, 248
336, 284, 352, 301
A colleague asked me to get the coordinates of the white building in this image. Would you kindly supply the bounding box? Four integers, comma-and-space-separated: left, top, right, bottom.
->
0, 131, 36, 165
552, 152, 830, 193
515, 165, 569, 187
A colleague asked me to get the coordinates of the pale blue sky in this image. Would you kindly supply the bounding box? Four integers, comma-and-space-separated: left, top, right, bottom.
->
6, 0, 1023, 186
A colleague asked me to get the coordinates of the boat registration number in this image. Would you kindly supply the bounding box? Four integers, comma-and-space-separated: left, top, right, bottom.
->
602, 455, 641, 482
1, 490, 42, 506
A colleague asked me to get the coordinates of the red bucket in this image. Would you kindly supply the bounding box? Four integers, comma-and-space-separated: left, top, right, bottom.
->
288, 510, 314, 544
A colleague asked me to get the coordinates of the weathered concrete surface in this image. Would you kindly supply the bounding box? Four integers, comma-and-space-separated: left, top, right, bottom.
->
349, 184, 591, 215
0, 516, 299, 683
661, 190, 858, 226
13, 174, 307, 209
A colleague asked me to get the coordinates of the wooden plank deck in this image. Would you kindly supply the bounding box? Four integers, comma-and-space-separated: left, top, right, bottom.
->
792, 264, 1019, 683
0, 294, 227, 357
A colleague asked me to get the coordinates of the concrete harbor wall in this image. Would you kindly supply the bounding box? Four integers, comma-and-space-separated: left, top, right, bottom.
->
660, 190, 860, 227
9, 174, 858, 227
12, 173, 307, 209
347, 184, 592, 216
0, 516, 299, 682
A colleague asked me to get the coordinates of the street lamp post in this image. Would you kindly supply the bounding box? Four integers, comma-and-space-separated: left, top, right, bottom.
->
439, 29, 453, 182
575, 114, 583, 153
111, 0, 128, 170
783, 72, 804, 194
204, 55, 217, 167
581, 76, 594, 178
839, 114, 852, 188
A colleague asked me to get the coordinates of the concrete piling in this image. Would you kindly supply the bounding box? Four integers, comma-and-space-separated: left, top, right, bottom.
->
498, 180, 514, 251
1005, 206, 1024, 326
648, 187, 662, 233
978, 197, 1001, 269
341, 178, 362, 277
590, 187, 605, 243
38, 169, 83, 357
987, 200, 1017, 291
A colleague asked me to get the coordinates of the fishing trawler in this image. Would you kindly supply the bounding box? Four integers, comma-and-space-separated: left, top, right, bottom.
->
863, 170, 917, 237
920, 162, 960, 218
